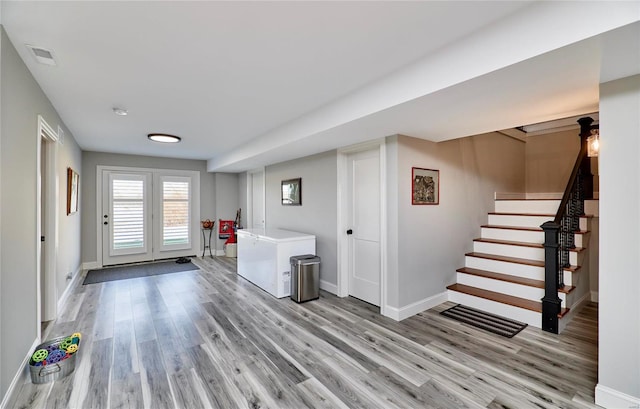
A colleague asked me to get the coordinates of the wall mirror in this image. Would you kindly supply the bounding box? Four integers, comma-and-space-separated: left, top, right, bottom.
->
281, 178, 301, 205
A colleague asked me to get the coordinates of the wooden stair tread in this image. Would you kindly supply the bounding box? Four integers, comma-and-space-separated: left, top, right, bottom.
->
495, 198, 560, 201
488, 212, 594, 219
481, 225, 590, 235
456, 267, 575, 293
466, 252, 580, 272
474, 238, 585, 253
489, 212, 555, 217
474, 238, 543, 248
481, 224, 542, 232
447, 283, 569, 317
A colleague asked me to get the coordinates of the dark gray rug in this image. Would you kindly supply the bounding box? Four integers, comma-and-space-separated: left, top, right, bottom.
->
83, 260, 197, 285
440, 304, 527, 338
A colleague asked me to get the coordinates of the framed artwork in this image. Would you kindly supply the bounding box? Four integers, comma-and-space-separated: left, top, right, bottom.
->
412, 167, 439, 205
281, 178, 301, 206
67, 167, 79, 215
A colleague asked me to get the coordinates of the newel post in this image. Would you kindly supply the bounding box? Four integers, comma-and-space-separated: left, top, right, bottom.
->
541, 221, 562, 334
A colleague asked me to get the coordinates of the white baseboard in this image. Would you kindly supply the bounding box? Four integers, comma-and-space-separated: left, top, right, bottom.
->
58, 264, 83, 312
215, 250, 225, 256
596, 384, 640, 408
319, 280, 338, 295
591, 291, 599, 303
384, 291, 447, 321
0, 338, 40, 409
82, 261, 100, 270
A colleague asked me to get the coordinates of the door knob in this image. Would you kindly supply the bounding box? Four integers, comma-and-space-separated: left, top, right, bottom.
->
346, 229, 353, 235
104, 221, 108, 225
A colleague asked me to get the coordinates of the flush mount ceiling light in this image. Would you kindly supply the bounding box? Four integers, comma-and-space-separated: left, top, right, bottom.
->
112, 107, 128, 116
148, 133, 182, 143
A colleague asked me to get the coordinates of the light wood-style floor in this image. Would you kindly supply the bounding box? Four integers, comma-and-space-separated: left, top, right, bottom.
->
9, 256, 599, 409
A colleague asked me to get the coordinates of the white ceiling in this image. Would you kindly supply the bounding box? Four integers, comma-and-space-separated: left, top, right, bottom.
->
2, 1, 640, 172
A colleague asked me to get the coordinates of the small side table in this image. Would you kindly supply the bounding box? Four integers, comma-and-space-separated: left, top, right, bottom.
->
202, 228, 213, 257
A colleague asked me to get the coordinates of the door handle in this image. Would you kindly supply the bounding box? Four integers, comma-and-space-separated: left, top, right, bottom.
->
346, 229, 353, 235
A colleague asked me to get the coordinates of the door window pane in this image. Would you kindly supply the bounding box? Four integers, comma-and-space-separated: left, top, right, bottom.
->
162, 180, 190, 246
112, 179, 144, 249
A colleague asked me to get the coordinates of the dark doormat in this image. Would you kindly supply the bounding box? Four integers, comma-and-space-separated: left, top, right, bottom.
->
440, 304, 528, 338
83, 260, 197, 285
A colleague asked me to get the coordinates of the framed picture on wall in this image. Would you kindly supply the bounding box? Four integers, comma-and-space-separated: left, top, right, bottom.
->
412, 167, 439, 205
67, 167, 79, 215
281, 178, 301, 205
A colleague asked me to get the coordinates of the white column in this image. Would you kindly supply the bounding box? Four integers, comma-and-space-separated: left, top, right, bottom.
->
596, 74, 640, 408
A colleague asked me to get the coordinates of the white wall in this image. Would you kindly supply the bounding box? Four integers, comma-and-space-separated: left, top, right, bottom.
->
525, 129, 579, 193
265, 151, 338, 287
57, 132, 82, 297
392, 133, 525, 309
81, 152, 215, 264
596, 74, 640, 408
213, 173, 239, 253
0, 27, 82, 401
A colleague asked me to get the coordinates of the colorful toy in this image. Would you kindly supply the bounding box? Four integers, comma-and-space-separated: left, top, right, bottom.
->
60, 337, 73, 350
47, 350, 66, 364
31, 349, 48, 363
29, 332, 81, 369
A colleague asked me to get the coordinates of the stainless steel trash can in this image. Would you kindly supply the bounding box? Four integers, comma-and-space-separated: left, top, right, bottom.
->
290, 254, 320, 303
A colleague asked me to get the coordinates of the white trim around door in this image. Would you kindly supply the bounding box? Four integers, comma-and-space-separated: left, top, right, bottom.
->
96, 166, 200, 267
337, 138, 388, 317
36, 115, 59, 338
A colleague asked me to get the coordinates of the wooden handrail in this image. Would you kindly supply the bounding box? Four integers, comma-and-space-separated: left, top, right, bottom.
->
553, 141, 588, 224
554, 116, 594, 224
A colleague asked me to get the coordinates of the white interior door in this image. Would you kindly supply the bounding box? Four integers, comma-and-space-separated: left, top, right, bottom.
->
347, 148, 381, 306
102, 171, 153, 265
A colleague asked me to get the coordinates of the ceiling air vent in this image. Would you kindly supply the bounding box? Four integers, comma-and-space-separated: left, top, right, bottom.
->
26, 45, 57, 66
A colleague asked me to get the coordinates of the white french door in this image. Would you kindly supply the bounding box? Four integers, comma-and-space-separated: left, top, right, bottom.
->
102, 171, 153, 265
101, 168, 199, 266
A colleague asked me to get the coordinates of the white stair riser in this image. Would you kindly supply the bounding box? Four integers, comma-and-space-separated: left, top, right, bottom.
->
494, 200, 560, 215
480, 227, 587, 247
447, 290, 542, 328
481, 228, 543, 243
580, 217, 589, 231
480, 227, 589, 247
488, 214, 553, 228
562, 270, 575, 287
456, 273, 568, 308
474, 241, 544, 261
466, 256, 543, 280
465, 256, 576, 286
575, 233, 587, 248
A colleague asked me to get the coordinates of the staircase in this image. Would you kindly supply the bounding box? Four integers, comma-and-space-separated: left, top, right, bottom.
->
447, 198, 592, 332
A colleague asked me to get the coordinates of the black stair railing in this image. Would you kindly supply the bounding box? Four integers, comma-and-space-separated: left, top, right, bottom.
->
541, 117, 596, 333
